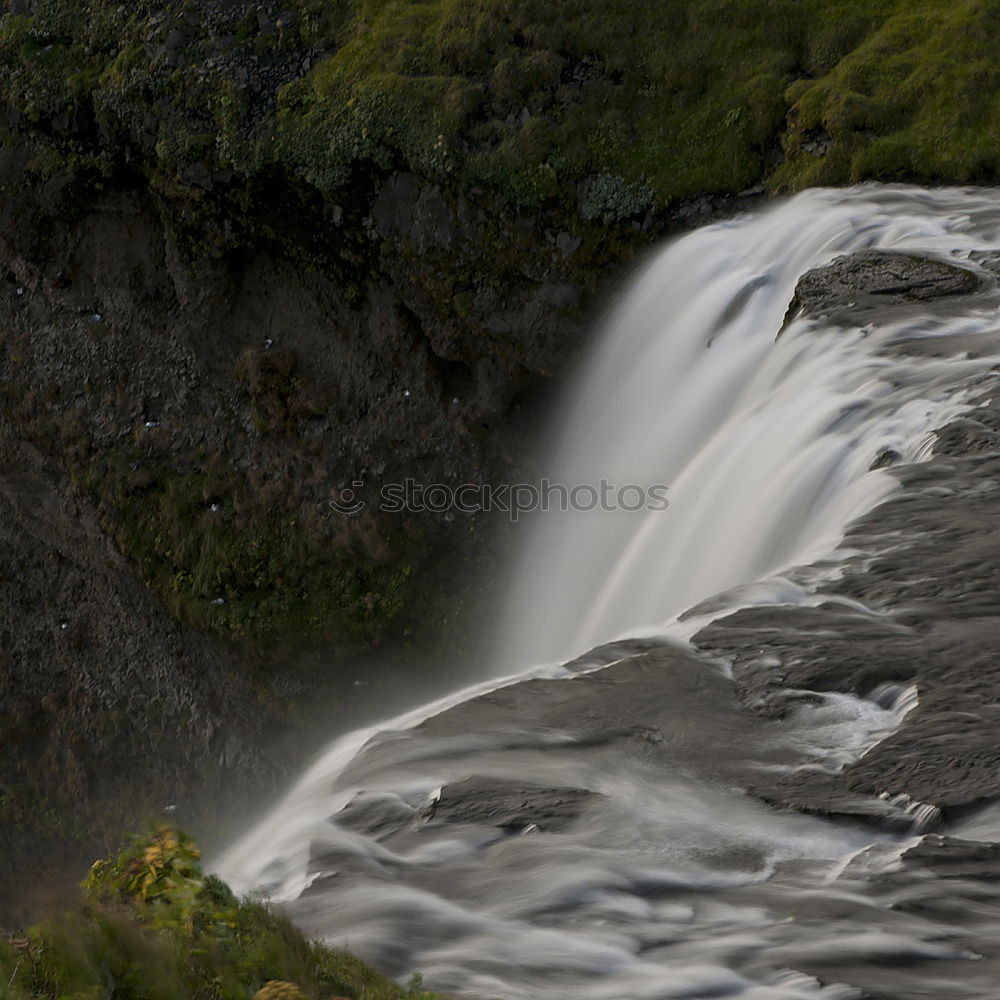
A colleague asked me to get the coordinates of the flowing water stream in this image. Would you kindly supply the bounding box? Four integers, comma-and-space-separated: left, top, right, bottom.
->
216, 186, 1000, 999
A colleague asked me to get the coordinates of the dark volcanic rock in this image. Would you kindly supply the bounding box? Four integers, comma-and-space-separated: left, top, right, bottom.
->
900, 835, 1000, 879
697, 601, 1000, 814
348, 641, 920, 826
0, 430, 277, 919
428, 778, 596, 832
334, 792, 417, 838
783, 249, 980, 327
340, 638, 947, 832
408, 643, 796, 785
694, 325, 1000, 822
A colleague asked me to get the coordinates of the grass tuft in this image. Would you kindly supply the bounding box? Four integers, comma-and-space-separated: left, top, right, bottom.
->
0, 828, 443, 1000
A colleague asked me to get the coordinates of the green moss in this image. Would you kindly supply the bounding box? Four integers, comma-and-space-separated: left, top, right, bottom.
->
265, 0, 1000, 222
77, 453, 414, 649
263, 0, 1000, 200
5, 0, 1000, 221
775, 0, 1000, 188
0, 828, 443, 1000
2, 347, 426, 656
274, 0, 805, 205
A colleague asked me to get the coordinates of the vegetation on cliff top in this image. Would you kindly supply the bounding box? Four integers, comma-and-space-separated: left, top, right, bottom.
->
2, 0, 1000, 221
0, 828, 443, 1000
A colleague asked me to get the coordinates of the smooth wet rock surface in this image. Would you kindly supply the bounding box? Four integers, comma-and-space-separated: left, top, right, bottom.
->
427, 778, 597, 832
398, 645, 800, 785
783, 249, 982, 327
900, 835, 1000, 879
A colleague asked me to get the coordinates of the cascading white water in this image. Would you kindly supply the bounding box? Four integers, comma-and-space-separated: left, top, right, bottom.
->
216, 186, 1000, 999
492, 185, 1000, 669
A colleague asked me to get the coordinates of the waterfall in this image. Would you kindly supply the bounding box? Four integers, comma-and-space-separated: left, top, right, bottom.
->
492, 185, 1000, 669
215, 186, 1000, 999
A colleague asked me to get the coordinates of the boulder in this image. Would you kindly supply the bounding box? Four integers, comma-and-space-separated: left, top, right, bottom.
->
427, 777, 596, 832
783, 249, 979, 328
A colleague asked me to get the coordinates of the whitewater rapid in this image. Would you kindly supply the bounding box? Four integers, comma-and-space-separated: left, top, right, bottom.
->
216, 186, 1000, 999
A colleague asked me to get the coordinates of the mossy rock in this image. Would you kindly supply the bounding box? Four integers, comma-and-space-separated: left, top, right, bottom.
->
77, 452, 417, 649
6, 0, 1000, 658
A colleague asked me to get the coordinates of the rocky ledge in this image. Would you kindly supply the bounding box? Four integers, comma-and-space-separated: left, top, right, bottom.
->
782, 249, 984, 329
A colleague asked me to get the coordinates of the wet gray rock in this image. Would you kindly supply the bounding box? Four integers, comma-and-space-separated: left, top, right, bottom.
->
412, 644, 781, 779
870, 446, 901, 469
900, 835, 1000, 880
369, 642, 858, 820
335, 792, 417, 837
968, 249, 1000, 275
560, 636, 670, 672
695, 386, 1000, 819
783, 249, 980, 327
428, 778, 596, 832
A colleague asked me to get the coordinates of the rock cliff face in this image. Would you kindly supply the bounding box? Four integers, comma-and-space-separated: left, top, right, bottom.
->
0, 177, 570, 650
1, 128, 727, 916
0, 172, 599, 915
0, 427, 273, 917
0, 6, 767, 900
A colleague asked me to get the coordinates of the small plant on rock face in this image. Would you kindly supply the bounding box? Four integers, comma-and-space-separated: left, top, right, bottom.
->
579, 172, 655, 223
2, 829, 448, 999
83, 826, 238, 936
252, 982, 306, 1000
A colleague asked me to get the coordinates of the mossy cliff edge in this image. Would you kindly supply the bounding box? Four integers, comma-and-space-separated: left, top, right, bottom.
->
6, 0, 1000, 217
2, 0, 1000, 924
